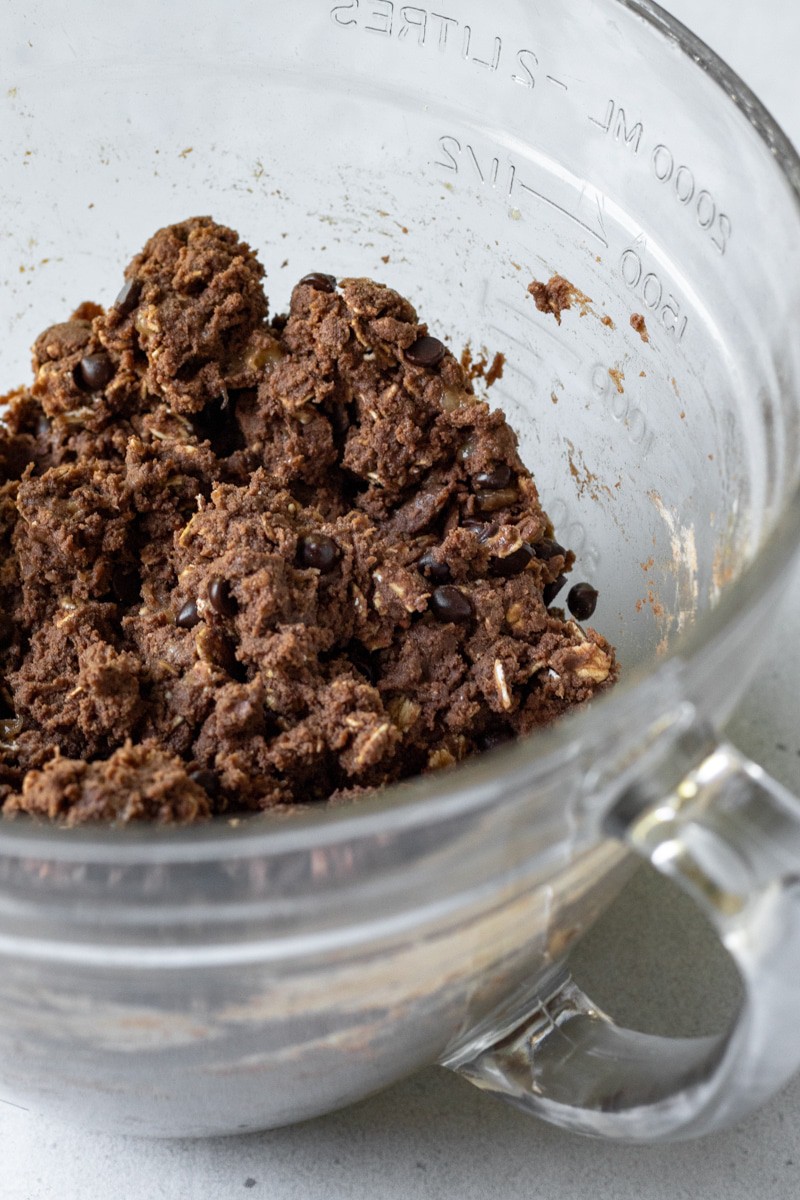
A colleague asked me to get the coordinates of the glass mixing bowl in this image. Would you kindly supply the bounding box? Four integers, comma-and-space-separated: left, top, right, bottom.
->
1, 0, 800, 1141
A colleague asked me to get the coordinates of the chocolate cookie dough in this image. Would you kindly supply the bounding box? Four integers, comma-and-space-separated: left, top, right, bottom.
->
0, 218, 618, 824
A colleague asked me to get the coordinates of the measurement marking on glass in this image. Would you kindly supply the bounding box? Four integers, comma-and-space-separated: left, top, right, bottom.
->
487, 323, 544, 362
491, 361, 540, 392
517, 181, 609, 247
330, 3, 562, 91
589, 99, 643, 153
435, 136, 608, 247
591, 362, 655, 457
487, 308, 545, 353
467, 143, 499, 186
490, 297, 584, 368
620, 247, 688, 342
588, 97, 733, 254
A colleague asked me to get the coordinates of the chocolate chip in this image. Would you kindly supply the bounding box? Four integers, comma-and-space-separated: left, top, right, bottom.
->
475, 487, 518, 514
543, 574, 568, 606
430, 585, 473, 624
300, 272, 337, 293
417, 552, 451, 584
474, 464, 512, 490
533, 538, 567, 562
110, 565, 140, 606
176, 599, 200, 629
297, 533, 340, 574
567, 582, 599, 620
462, 519, 495, 543
405, 335, 446, 368
189, 768, 219, 797
114, 277, 141, 316
490, 543, 534, 578
75, 351, 114, 392
208, 577, 238, 617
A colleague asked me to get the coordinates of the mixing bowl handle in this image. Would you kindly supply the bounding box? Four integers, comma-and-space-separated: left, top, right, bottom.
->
442, 737, 800, 1141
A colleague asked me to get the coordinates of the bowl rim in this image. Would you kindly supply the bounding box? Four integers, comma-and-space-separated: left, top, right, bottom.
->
1, 0, 799, 864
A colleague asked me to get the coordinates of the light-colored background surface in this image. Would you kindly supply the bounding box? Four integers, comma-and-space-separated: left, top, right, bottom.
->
3, 1, 800, 1195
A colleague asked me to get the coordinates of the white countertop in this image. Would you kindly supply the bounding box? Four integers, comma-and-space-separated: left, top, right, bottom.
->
3, 2, 800, 1196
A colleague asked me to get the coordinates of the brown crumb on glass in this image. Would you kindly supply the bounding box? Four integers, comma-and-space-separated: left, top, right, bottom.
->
527, 274, 593, 325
